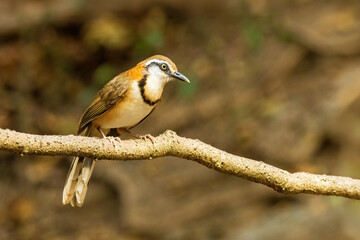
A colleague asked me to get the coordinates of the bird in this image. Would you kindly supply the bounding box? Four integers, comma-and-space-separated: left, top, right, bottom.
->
62, 55, 190, 207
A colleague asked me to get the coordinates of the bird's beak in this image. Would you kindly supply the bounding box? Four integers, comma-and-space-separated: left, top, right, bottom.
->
170, 72, 190, 83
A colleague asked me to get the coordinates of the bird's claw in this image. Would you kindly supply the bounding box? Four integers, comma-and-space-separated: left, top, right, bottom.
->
140, 134, 156, 144
106, 136, 121, 149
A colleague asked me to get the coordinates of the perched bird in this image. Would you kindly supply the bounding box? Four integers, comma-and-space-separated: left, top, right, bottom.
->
63, 55, 190, 207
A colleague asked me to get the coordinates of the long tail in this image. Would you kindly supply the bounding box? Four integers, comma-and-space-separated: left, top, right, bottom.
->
62, 127, 95, 207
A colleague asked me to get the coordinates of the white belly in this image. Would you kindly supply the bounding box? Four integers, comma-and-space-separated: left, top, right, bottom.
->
95, 81, 155, 129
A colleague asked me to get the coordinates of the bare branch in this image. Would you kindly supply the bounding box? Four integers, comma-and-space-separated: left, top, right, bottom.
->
0, 128, 359, 200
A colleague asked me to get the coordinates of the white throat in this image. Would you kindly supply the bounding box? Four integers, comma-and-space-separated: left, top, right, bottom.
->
144, 73, 166, 100
144, 65, 169, 100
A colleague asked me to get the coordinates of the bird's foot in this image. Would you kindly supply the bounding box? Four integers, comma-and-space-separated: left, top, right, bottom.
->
119, 128, 156, 144
105, 136, 121, 149
139, 134, 157, 144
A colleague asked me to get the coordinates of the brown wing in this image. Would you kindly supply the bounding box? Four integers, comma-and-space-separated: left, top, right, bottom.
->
77, 74, 129, 134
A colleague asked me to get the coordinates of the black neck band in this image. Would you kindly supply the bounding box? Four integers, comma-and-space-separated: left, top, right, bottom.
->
138, 75, 161, 106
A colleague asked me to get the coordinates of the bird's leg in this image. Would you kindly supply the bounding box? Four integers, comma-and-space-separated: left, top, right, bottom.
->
97, 127, 121, 149
97, 127, 107, 138
117, 128, 156, 144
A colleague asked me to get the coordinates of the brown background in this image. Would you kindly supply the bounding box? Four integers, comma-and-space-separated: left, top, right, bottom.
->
0, 0, 360, 239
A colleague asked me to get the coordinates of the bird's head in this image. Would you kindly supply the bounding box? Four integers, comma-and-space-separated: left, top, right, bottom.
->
125, 55, 190, 102
140, 55, 190, 84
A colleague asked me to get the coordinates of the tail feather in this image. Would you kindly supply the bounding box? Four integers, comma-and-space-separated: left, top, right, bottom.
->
63, 157, 97, 207
63, 126, 96, 207
75, 158, 95, 207
62, 156, 84, 205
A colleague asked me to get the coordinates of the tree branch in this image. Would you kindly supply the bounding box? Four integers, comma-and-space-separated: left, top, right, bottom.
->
0, 128, 359, 200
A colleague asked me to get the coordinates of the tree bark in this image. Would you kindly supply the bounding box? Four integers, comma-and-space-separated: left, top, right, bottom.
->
0, 128, 359, 200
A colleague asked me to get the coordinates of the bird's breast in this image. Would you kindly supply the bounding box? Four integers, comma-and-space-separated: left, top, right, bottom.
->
92, 81, 155, 129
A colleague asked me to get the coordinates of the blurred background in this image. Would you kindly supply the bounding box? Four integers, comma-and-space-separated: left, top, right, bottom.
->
0, 0, 360, 239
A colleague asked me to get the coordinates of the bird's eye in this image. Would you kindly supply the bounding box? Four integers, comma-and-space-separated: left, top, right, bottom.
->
161, 64, 168, 71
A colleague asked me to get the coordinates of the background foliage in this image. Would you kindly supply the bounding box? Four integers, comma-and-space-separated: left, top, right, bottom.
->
0, 0, 360, 239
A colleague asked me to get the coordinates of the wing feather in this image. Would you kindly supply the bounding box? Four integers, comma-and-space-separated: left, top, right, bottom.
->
77, 74, 129, 134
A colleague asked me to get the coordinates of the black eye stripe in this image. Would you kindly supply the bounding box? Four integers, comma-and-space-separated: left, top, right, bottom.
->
146, 61, 170, 72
